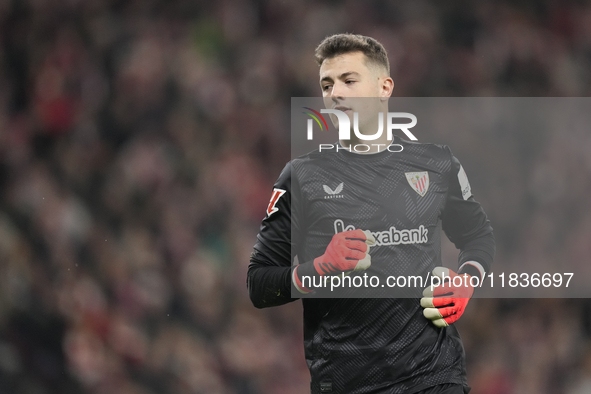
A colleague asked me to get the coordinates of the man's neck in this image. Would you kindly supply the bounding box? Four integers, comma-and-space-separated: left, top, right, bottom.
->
339, 135, 393, 154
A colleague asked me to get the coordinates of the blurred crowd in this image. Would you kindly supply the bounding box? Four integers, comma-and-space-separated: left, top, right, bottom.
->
0, 0, 591, 393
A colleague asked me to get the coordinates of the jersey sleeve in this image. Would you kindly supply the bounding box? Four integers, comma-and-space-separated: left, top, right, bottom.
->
247, 161, 303, 308
440, 147, 495, 283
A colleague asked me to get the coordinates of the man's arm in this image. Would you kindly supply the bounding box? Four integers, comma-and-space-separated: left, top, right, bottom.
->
421, 148, 495, 327
247, 162, 298, 309
441, 148, 495, 282
247, 250, 294, 309
247, 161, 374, 308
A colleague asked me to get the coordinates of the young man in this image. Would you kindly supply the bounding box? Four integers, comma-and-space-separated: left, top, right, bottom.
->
247, 34, 495, 394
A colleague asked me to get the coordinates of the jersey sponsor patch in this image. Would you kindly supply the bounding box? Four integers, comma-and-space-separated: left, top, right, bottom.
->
457, 165, 472, 200
405, 171, 429, 197
334, 219, 428, 246
266, 188, 286, 216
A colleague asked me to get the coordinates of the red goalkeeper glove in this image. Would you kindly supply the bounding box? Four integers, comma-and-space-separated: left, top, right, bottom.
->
313, 229, 375, 275
421, 267, 475, 327
293, 229, 375, 293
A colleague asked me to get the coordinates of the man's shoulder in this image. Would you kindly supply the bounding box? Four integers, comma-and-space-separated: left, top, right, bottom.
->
272, 150, 332, 187
289, 147, 339, 168
396, 137, 452, 159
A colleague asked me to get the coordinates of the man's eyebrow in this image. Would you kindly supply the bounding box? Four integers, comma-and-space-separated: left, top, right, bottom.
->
320, 71, 360, 83
339, 71, 360, 78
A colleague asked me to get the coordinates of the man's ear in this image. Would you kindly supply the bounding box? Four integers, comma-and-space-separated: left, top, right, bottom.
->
380, 76, 394, 99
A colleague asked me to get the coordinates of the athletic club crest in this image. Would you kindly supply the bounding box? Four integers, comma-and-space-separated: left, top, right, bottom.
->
405, 172, 429, 197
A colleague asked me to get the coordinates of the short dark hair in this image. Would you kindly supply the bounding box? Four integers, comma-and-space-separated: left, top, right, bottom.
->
315, 33, 390, 75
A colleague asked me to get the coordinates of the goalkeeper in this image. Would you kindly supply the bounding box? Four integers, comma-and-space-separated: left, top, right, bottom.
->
248, 33, 495, 394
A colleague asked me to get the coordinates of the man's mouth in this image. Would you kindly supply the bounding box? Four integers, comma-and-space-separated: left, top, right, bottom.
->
334, 106, 351, 112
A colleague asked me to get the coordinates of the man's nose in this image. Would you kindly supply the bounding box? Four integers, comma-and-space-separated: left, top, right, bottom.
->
331, 82, 346, 99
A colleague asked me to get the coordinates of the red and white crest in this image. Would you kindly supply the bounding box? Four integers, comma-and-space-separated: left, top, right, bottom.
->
405, 172, 429, 197
266, 188, 286, 216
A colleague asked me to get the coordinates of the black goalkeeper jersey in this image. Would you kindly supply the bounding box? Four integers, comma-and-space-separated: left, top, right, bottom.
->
248, 137, 495, 394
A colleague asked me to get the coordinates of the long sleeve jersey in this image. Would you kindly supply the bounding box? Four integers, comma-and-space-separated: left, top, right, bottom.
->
248, 137, 495, 394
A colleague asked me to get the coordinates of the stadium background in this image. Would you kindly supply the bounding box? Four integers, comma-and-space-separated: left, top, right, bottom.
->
0, 0, 591, 393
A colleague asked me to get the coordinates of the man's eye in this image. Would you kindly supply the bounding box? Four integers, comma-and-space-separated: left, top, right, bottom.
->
323, 85, 332, 91
346, 80, 355, 84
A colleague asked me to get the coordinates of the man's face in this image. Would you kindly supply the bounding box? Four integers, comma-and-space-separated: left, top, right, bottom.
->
319, 51, 392, 132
